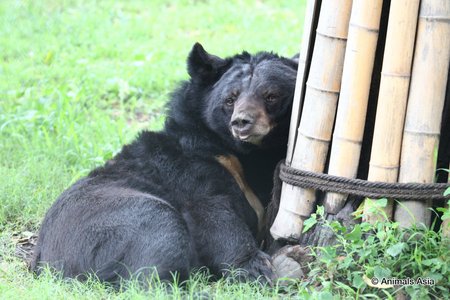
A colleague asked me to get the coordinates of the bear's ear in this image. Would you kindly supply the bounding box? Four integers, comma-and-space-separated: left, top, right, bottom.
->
280, 54, 299, 71
187, 43, 228, 82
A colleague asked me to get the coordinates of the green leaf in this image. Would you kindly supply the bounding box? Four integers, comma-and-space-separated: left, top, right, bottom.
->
444, 187, 450, 197
329, 220, 346, 233
360, 222, 372, 232
316, 205, 325, 217
440, 200, 450, 222
363, 198, 388, 219
317, 291, 333, 300
422, 258, 440, 267
386, 242, 405, 257
374, 266, 391, 279
302, 214, 317, 233
352, 273, 365, 289
375, 198, 388, 207
365, 266, 374, 278
320, 246, 337, 263
436, 207, 446, 213
426, 272, 443, 282
337, 256, 353, 269
376, 230, 386, 241
345, 225, 362, 241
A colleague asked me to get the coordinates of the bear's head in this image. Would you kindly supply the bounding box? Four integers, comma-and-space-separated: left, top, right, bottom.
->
173, 43, 298, 154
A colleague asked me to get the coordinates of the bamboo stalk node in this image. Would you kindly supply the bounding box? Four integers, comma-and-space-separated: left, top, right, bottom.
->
420, 16, 450, 22
349, 22, 380, 33
332, 135, 363, 145
315, 30, 348, 41
305, 82, 340, 94
368, 163, 400, 170
403, 129, 441, 136
298, 132, 330, 143
380, 72, 411, 78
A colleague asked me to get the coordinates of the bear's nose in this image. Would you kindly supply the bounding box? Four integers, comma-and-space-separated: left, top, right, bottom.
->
231, 113, 254, 131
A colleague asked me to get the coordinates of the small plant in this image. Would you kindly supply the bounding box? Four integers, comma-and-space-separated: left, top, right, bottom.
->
302, 205, 450, 299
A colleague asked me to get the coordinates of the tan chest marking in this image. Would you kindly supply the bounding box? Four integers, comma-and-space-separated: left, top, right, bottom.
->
216, 155, 265, 232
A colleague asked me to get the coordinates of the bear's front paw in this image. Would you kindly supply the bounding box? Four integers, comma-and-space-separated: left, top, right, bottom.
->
272, 245, 312, 283
231, 250, 276, 285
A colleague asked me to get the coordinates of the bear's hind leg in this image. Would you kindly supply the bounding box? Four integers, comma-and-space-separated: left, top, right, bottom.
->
104, 197, 196, 284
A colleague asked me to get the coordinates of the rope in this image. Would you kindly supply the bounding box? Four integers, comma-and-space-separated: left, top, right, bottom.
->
279, 162, 450, 200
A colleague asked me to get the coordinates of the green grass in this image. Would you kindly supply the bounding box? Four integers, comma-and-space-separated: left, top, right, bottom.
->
0, 0, 307, 298
0, 0, 305, 227
1, 1, 449, 299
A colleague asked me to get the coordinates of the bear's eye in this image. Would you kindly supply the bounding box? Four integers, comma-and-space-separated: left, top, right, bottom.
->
265, 94, 278, 104
225, 95, 236, 106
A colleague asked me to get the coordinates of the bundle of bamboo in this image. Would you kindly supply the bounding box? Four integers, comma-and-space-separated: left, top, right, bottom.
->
270, 0, 353, 241
271, 0, 450, 242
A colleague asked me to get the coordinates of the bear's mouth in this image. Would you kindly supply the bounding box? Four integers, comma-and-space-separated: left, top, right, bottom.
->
237, 134, 264, 144
231, 125, 272, 145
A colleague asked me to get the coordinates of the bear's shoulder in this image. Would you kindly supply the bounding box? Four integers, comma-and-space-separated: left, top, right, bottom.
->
87, 131, 180, 177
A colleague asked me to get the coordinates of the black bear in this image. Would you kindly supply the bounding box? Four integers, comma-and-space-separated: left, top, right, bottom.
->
31, 43, 298, 284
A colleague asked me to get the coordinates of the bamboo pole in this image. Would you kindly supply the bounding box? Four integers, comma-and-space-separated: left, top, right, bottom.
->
362, 0, 420, 223
394, 0, 450, 228
323, 0, 384, 215
271, 0, 353, 241
286, 0, 320, 165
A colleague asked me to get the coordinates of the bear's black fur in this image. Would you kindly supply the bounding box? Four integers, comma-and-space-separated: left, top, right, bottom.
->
31, 43, 298, 284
